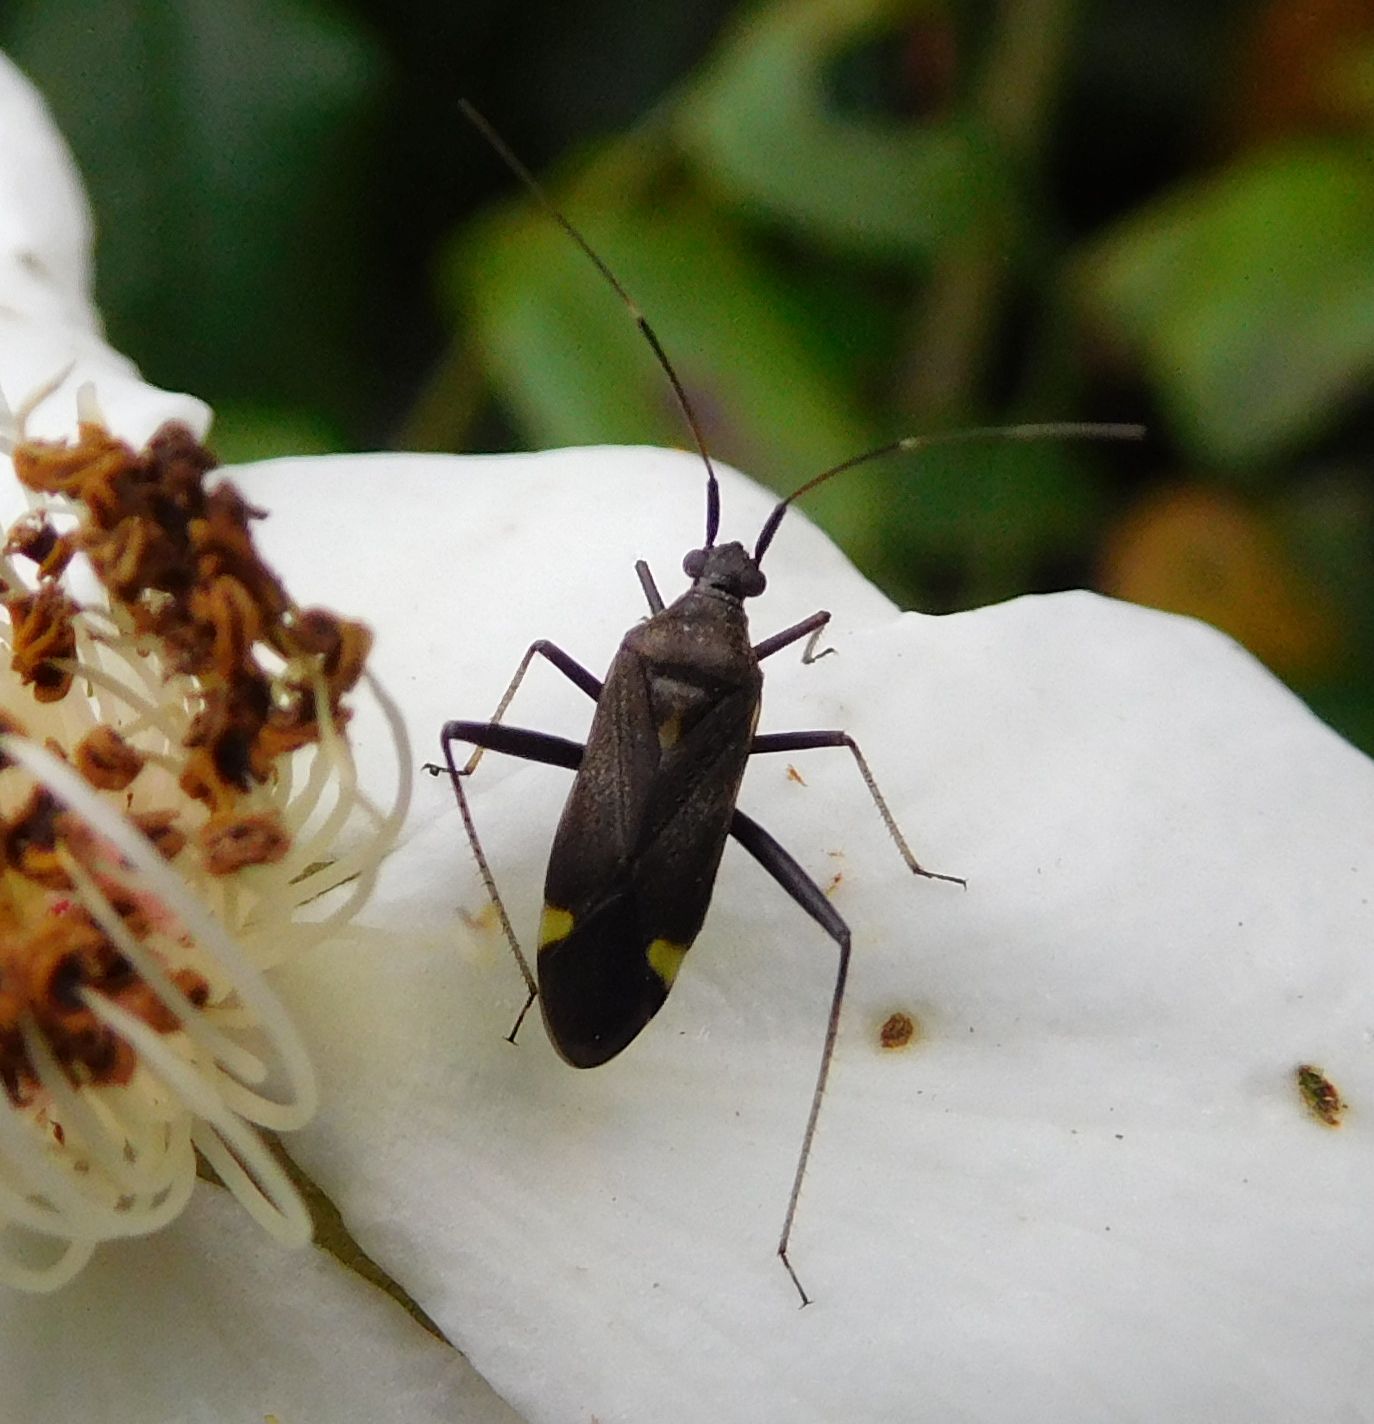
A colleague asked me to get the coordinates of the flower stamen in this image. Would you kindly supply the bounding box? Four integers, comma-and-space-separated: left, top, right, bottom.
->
0, 390, 410, 1289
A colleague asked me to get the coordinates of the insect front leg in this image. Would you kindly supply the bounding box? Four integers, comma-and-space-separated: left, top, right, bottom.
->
753, 609, 834, 665
728, 808, 851, 1308
634, 559, 665, 614
751, 730, 966, 887
428, 636, 600, 1042
437, 720, 585, 1043
444, 641, 603, 779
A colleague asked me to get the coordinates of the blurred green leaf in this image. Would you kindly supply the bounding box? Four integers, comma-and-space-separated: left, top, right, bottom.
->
209, 402, 348, 465
677, 0, 1012, 257
8, 0, 385, 424
1330, 38, 1374, 121
1079, 142, 1374, 465
872, 439, 1106, 605
445, 161, 896, 560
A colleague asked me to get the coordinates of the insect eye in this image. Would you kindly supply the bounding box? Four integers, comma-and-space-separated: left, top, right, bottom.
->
683, 548, 707, 578
742, 567, 766, 597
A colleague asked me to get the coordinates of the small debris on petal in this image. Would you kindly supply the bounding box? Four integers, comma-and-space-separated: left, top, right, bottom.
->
1296, 1063, 1346, 1127
879, 1011, 919, 1050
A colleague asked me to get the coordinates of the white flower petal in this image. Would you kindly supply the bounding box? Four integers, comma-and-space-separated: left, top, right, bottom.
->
271, 450, 1374, 1423
0, 1183, 523, 1423
0, 50, 91, 325
0, 52, 208, 445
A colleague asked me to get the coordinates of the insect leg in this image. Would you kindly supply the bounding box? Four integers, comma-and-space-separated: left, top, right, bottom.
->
729, 807, 850, 1308
752, 730, 966, 887
444, 642, 602, 779
438, 721, 585, 1042
441, 722, 583, 770
634, 560, 665, 614
753, 609, 834, 665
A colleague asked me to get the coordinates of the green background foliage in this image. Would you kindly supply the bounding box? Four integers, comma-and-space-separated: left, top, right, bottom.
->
4, 0, 1372, 748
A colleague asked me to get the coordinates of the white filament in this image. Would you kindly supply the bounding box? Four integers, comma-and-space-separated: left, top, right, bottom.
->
0, 736, 319, 1124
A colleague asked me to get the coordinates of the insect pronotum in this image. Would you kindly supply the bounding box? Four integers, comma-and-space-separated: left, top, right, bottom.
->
436, 100, 1144, 1305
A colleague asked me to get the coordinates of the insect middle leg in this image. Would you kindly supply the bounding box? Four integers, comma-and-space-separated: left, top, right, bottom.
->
751, 729, 965, 887
752, 608, 960, 881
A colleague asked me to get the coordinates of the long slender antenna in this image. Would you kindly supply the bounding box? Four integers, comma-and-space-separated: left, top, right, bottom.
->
460, 100, 722, 547
753, 421, 1147, 563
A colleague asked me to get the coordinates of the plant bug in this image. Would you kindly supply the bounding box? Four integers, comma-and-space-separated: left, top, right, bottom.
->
434, 101, 1144, 1305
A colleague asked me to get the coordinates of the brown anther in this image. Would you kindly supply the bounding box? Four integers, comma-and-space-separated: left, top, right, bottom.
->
110, 981, 173, 1032
12, 424, 133, 503
0, 1011, 27, 1104
129, 808, 187, 861
5, 788, 68, 887
74, 726, 146, 791
21, 913, 120, 1009
39, 533, 76, 581
5, 583, 78, 702
111, 965, 210, 1033
66, 428, 143, 531
10, 914, 133, 1085
5, 511, 61, 569
284, 609, 372, 698
177, 746, 228, 810
190, 574, 264, 671
83, 1033, 138, 1087
213, 724, 259, 792
12, 417, 373, 881
0, 899, 216, 1093
198, 810, 291, 875
190, 484, 285, 610
0, 709, 29, 770
258, 696, 323, 759
147, 420, 219, 489
83, 516, 178, 600
183, 678, 273, 795
173, 967, 210, 1007
102, 884, 159, 940
0, 986, 24, 1100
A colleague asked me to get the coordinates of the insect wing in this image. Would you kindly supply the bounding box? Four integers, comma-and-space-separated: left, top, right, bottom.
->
538, 631, 759, 1066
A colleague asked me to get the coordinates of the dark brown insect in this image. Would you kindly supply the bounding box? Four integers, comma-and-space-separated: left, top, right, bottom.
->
433, 101, 1144, 1305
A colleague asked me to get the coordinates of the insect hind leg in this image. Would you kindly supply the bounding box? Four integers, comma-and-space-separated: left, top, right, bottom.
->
729, 808, 851, 1308
437, 719, 585, 1044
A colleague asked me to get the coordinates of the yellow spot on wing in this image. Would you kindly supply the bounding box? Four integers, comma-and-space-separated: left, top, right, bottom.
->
647, 937, 688, 986
539, 904, 574, 948
658, 714, 682, 750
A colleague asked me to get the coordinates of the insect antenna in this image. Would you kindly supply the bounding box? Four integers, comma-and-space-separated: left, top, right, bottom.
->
752, 421, 1147, 564
459, 99, 723, 547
